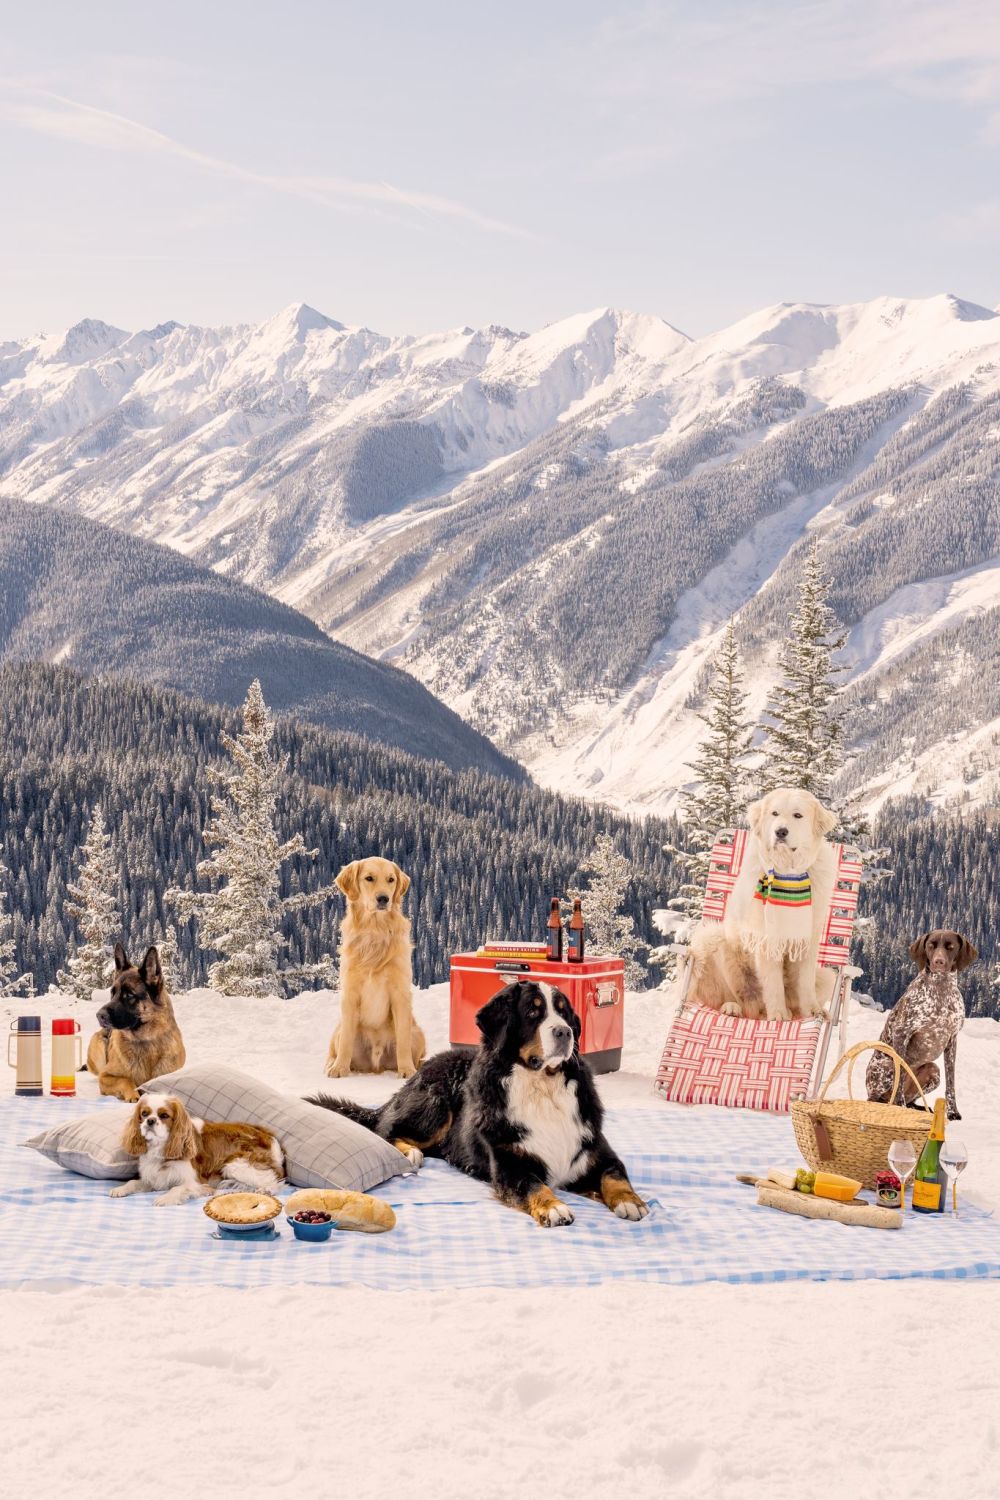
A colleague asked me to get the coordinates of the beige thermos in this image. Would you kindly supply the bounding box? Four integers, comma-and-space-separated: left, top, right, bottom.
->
51, 1018, 83, 1097
8, 1016, 43, 1097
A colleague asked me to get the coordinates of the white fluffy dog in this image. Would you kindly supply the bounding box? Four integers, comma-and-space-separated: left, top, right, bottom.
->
688, 787, 838, 1021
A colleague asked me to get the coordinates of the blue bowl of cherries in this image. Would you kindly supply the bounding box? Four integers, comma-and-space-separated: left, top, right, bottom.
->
288, 1208, 335, 1242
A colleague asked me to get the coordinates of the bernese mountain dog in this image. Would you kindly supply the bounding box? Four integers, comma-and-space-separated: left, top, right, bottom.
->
306, 979, 648, 1227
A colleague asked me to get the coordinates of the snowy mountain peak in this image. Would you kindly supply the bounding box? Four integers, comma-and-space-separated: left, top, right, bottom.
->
140, 320, 183, 340
268, 302, 347, 341
45, 317, 128, 364
939, 293, 997, 322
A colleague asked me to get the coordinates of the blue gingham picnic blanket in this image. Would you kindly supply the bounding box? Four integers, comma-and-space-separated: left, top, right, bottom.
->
4, 1097, 999, 1289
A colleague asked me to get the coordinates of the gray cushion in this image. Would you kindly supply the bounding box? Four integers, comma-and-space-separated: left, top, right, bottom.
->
22, 1104, 139, 1180
139, 1064, 407, 1191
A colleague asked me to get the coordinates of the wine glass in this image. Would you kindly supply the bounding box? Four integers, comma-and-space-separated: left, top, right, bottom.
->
941, 1139, 968, 1215
888, 1139, 917, 1212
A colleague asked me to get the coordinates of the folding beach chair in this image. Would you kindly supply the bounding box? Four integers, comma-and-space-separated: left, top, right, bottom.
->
654, 830, 863, 1113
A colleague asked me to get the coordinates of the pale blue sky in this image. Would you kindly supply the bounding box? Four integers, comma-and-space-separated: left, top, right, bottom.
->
2, 0, 1000, 340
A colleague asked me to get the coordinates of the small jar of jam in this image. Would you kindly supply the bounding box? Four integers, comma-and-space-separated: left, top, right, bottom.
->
874, 1170, 902, 1209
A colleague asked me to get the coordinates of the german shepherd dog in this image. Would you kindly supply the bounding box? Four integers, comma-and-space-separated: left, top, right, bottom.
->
86, 945, 185, 1102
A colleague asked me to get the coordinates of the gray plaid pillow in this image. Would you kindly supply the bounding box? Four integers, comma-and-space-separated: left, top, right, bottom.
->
140, 1064, 407, 1191
22, 1104, 139, 1180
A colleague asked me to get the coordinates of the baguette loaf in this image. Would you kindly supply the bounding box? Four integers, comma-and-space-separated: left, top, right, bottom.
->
284, 1188, 396, 1233
756, 1182, 900, 1229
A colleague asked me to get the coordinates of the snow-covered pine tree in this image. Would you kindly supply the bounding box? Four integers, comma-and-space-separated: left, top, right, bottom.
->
651, 619, 755, 982
758, 542, 891, 881
0, 860, 33, 998
574, 834, 645, 987
56, 807, 122, 1001
759, 541, 847, 801
166, 680, 337, 997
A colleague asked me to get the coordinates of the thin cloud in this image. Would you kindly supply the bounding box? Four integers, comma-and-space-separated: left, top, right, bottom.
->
0, 84, 531, 239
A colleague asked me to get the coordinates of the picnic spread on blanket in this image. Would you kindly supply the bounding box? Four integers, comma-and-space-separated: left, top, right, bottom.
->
5, 859, 994, 1289
5, 1101, 999, 1290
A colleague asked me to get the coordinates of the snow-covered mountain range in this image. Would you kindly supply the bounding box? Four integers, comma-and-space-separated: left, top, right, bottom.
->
3, 293, 1000, 813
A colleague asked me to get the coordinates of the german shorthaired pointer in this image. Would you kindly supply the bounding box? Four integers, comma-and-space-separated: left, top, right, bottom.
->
866, 930, 977, 1121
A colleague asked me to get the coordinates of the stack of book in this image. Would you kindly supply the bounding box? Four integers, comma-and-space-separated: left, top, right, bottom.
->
476, 940, 549, 962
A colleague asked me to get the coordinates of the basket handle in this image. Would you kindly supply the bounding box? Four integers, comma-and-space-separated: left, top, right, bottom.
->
813, 1039, 931, 1113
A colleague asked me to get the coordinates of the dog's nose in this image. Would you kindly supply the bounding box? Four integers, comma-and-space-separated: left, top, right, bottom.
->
376, 894, 390, 907
551, 1024, 572, 1049
774, 826, 789, 840
96, 1007, 111, 1029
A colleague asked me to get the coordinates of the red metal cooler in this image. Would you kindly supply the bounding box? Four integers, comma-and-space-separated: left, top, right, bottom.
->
449, 953, 625, 1073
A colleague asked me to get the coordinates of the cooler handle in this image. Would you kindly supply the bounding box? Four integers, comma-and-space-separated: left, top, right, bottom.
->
588, 982, 621, 1008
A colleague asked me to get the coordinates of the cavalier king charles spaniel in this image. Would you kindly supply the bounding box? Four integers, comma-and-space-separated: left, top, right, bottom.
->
110, 1094, 285, 1206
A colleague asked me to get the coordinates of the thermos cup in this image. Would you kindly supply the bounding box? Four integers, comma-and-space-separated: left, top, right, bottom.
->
51, 1019, 83, 1097
8, 1016, 43, 1096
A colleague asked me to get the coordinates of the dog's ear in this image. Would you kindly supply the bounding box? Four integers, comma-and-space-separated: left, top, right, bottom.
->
557, 989, 581, 1041
163, 1101, 197, 1162
113, 943, 130, 972
475, 985, 519, 1048
956, 935, 978, 972
812, 798, 839, 837
909, 933, 931, 971
336, 862, 360, 901
391, 863, 410, 904
140, 947, 162, 995
122, 1103, 146, 1158
745, 798, 767, 837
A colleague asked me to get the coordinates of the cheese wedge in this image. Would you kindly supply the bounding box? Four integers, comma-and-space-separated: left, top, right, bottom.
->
812, 1171, 862, 1203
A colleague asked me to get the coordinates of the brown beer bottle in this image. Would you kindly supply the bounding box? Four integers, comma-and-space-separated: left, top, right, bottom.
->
567, 898, 585, 963
546, 898, 562, 961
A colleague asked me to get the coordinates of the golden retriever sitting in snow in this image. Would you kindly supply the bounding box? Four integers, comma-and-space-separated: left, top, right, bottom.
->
324, 857, 426, 1079
688, 788, 838, 1021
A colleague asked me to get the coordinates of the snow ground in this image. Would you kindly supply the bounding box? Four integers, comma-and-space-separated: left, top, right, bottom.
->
3, 983, 1000, 1499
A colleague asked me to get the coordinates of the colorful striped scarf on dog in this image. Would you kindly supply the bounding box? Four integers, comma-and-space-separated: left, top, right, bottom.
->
746, 870, 813, 959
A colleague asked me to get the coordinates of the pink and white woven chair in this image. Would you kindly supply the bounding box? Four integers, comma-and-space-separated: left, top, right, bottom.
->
655, 829, 862, 1113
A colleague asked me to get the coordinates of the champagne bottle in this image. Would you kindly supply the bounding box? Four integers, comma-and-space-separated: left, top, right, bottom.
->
567, 898, 585, 964
911, 1098, 947, 1214
546, 898, 563, 962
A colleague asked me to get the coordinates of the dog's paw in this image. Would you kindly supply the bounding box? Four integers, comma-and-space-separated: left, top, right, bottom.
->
765, 1006, 792, 1022
528, 1193, 574, 1227
396, 1064, 416, 1079
108, 1183, 133, 1199
614, 1198, 650, 1222
324, 1061, 351, 1079
948, 1107, 962, 1122
400, 1146, 423, 1169
720, 1001, 743, 1017
795, 998, 824, 1019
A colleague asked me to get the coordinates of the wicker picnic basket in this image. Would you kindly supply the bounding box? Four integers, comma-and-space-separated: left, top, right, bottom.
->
791, 1041, 933, 1190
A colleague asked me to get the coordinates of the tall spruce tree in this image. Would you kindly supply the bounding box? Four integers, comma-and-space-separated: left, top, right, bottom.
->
675, 619, 755, 918
759, 542, 847, 800
0, 860, 33, 998
56, 807, 121, 1000
575, 834, 646, 986
166, 680, 337, 997
758, 543, 891, 881
651, 620, 755, 981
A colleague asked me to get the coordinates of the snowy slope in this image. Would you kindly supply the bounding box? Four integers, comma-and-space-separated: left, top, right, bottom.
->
4, 293, 1000, 812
